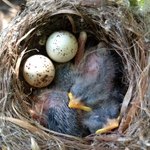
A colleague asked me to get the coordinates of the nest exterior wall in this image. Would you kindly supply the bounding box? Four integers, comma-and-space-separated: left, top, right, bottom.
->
0, 0, 149, 149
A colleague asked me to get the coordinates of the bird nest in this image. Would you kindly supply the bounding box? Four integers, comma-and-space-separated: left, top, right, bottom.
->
0, 0, 149, 149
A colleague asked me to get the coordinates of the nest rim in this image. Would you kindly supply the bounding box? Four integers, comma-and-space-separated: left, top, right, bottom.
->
0, 1, 149, 149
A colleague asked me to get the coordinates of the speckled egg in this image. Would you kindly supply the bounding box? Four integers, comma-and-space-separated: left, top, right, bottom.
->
46, 31, 78, 63
23, 55, 55, 88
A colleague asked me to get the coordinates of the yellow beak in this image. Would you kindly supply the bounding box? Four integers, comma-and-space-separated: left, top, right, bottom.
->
68, 92, 92, 112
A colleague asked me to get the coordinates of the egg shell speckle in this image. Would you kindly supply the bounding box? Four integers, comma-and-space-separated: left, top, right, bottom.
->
46, 31, 78, 63
23, 55, 55, 88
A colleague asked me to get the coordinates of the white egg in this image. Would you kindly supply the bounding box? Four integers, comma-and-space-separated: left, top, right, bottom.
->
23, 55, 55, 88
46, 31, 78, 63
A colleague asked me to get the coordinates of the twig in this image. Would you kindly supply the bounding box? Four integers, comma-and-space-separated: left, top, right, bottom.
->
119, 82, 133, 119
16, 28, 36, 46
2, 0, 17, 9
15, 48, 26, 78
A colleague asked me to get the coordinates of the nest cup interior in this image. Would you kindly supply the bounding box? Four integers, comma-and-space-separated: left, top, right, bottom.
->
18, 11, 127, 136
19, 13, 106, 121
0, 2, 148, 149
16, 11, 135, 129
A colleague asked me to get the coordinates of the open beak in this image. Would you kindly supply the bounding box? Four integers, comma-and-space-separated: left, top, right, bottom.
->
68, 92, 92, 112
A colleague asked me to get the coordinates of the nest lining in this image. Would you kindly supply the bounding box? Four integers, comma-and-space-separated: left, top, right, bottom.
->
0, 0, 149, 150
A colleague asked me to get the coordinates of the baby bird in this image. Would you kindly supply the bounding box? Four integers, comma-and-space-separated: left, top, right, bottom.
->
48, 62, 74, 92
81, 89, 123, 134
31, 90, 89, 137
68, 43, 124, 134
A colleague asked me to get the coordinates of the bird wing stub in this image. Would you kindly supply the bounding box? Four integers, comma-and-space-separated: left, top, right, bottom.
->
68, 92, 92, 112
